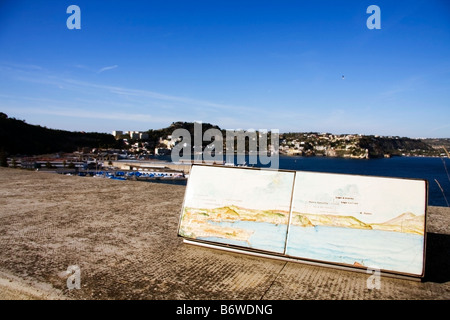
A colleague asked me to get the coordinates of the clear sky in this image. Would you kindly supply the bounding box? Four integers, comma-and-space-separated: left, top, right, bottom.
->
0, 0, 449, 137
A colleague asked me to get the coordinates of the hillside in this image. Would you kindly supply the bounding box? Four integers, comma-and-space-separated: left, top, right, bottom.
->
0, 112, 121, 156
421, 138, 450, 153
280, 132, 442, 158
291, 212, 372, 229
371, 212, 425, 235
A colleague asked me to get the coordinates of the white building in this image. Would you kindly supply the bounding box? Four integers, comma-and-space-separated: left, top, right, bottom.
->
114, 130, 149, 140
112, 130, 123, 138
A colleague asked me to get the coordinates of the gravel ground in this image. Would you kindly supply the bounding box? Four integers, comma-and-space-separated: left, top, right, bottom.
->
0, 167, 449, 300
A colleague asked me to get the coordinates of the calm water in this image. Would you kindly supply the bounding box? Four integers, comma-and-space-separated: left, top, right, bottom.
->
153, 155, 450, 207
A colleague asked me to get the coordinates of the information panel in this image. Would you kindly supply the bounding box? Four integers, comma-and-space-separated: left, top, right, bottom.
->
178, 165, 427, 278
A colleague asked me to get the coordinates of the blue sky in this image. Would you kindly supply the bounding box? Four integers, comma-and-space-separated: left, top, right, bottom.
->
0, 0, 449, 137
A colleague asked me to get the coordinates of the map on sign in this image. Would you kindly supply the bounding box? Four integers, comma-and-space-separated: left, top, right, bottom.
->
178, 165, 427, 277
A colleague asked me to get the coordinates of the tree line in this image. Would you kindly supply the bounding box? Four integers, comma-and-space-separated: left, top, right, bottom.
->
0, 112, 122, 158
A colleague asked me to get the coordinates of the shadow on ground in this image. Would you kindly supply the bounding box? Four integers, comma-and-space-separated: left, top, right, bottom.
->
423, 232, 450, 283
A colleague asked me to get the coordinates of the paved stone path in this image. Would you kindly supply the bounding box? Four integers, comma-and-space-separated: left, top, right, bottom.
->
0, 168, 448, 300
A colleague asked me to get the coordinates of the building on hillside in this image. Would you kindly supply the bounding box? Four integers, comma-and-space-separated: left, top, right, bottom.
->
113, 130, 148, 140
112, 131, 123, 138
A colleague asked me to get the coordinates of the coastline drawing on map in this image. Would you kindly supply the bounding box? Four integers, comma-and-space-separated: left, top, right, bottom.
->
178, 165, 295, 253
178, 165, 427, 276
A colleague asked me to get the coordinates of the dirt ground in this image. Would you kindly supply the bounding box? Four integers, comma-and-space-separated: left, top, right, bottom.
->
0, 167, 449, 300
